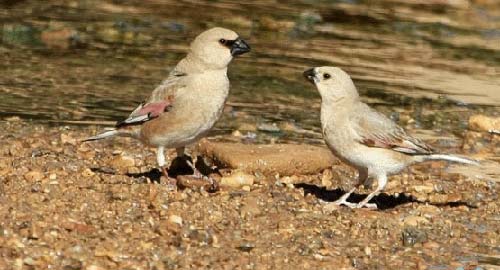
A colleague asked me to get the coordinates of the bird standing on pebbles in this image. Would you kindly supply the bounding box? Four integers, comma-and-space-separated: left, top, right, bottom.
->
303, 66, 478, 209
84, 27, 250, 186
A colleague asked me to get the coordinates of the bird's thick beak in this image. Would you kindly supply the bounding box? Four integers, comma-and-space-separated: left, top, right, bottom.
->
230, 38, 250, 56
303, 68, 317, 84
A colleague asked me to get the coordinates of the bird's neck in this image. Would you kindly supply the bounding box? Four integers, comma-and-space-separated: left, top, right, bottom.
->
320, 97, 357, 127
175, 54, 229, 74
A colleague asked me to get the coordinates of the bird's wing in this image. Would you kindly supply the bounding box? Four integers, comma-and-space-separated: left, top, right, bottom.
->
351, 104, 434, 155
115, 71, 186, 128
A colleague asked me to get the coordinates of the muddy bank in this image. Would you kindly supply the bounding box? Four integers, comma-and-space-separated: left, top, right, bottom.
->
0, 121, 498, 269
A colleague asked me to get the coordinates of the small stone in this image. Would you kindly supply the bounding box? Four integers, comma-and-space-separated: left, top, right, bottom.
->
237, 242, 255, 252
413, 185, 434, 194
127, 166, 140, 174
231, 130, 243, 137
23, 257, 36, 266
257, 122, 281, 133
468, 114, 500, 133
60, 133, 77, 145
402, 216, 429, 227
86, 265, 106, 270
321, 169, 333, 188
24, 171, 44, 181
220, 171, 255, 188
402, 227, 428, 246
168, 215, 183, 226
110, 155, 135, 171
5, 116, 21, 122
81, 168, 95, 177
240, 196, 261, 217
280, 175, 300, 184
322, 203, 341, 213
423, 241, 440, 249
428, 193, 449, 204
364, 246, 372, 256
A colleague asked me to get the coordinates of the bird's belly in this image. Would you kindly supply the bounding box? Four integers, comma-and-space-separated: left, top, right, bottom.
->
146, 101, 225, 148
325, 133, 408, 175
344, 145, 408, 174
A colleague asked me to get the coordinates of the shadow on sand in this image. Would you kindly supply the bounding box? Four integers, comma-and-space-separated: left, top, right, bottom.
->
295, 183, 475, 210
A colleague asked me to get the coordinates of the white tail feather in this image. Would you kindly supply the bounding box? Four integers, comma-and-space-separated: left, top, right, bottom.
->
424, 154, 479, 165
82, 129, 118, 142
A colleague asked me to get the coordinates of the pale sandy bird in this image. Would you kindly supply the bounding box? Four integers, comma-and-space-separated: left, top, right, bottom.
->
303, 66, 477, 209
84, 27, 250, 182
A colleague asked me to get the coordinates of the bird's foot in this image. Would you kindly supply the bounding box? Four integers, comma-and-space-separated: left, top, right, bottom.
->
320, 197, 356, 212
354, 202, 378, 209
320, 197, 378, 211
355, 191, 380, 209
161, 166, 178, 191
190, 168, 204, 179
187, 166, 219, 192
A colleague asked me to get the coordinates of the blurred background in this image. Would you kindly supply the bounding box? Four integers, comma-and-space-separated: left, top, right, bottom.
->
0, 0, 499, 143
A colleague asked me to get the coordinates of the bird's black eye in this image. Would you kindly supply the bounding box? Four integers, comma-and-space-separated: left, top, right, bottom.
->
219, 39, 226, 44
323, 73, 331, 79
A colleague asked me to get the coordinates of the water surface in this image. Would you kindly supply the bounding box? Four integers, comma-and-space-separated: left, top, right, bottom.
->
1, 0, 499, 143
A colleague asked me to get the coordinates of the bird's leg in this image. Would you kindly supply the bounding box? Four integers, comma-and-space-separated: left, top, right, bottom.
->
176, 147, 203, 178
331, 187, 357, 208
175, 147, 218, 191
157, 146, 176, 188
157, 146, 167, 176
356, 173, 387, 209
331, 168, 367, 208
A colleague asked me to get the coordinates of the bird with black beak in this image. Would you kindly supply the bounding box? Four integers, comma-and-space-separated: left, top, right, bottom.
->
84, 27, 250, 188
304, 66, 478, 209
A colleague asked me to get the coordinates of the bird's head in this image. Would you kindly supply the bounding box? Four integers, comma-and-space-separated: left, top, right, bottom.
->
303, 66, 359, 102
189, 27, 250, 70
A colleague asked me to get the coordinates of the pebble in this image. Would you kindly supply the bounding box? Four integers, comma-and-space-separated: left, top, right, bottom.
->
364, 246, 372, 256
402, 216, 429, 227
257, 122, 281, 133
110, 155, 135, 171
321, 169, 333, 188
468, 114, 500, 133
168, 215, 183, 226
413, 185, 434, 194
24, 171, 44, 181
402, 227, 428, 246
220, 171, 255, 188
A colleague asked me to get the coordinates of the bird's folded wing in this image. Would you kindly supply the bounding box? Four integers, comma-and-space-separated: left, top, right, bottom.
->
351, 107, 434, 155
115, 73, 184, 128
115, 100, 173, 128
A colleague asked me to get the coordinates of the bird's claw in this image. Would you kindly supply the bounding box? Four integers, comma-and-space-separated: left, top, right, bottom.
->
354, 202, 378, 209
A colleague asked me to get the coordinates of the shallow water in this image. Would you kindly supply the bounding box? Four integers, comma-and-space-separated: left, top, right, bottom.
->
0, 0, 499, 143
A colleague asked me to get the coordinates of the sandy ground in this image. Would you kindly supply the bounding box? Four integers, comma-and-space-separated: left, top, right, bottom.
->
0, 121, 498, 270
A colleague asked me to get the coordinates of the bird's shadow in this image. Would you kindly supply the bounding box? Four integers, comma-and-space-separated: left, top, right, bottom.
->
294, 183, 475, 210
124, 155, 217, 183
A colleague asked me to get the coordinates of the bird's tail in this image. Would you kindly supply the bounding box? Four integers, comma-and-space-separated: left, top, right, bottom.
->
422, 154, 479, 165
82, 129, 119, 142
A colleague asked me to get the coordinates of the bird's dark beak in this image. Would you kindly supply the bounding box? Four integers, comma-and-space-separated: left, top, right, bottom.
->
303, 68, 317, 84
230, 38, 250, 56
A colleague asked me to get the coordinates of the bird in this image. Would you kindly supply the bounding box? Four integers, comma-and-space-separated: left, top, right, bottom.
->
303, 66, 478, 209
84, 27, 250, 186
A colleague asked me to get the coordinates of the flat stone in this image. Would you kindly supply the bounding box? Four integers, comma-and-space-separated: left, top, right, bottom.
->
197, 140, 338, 176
